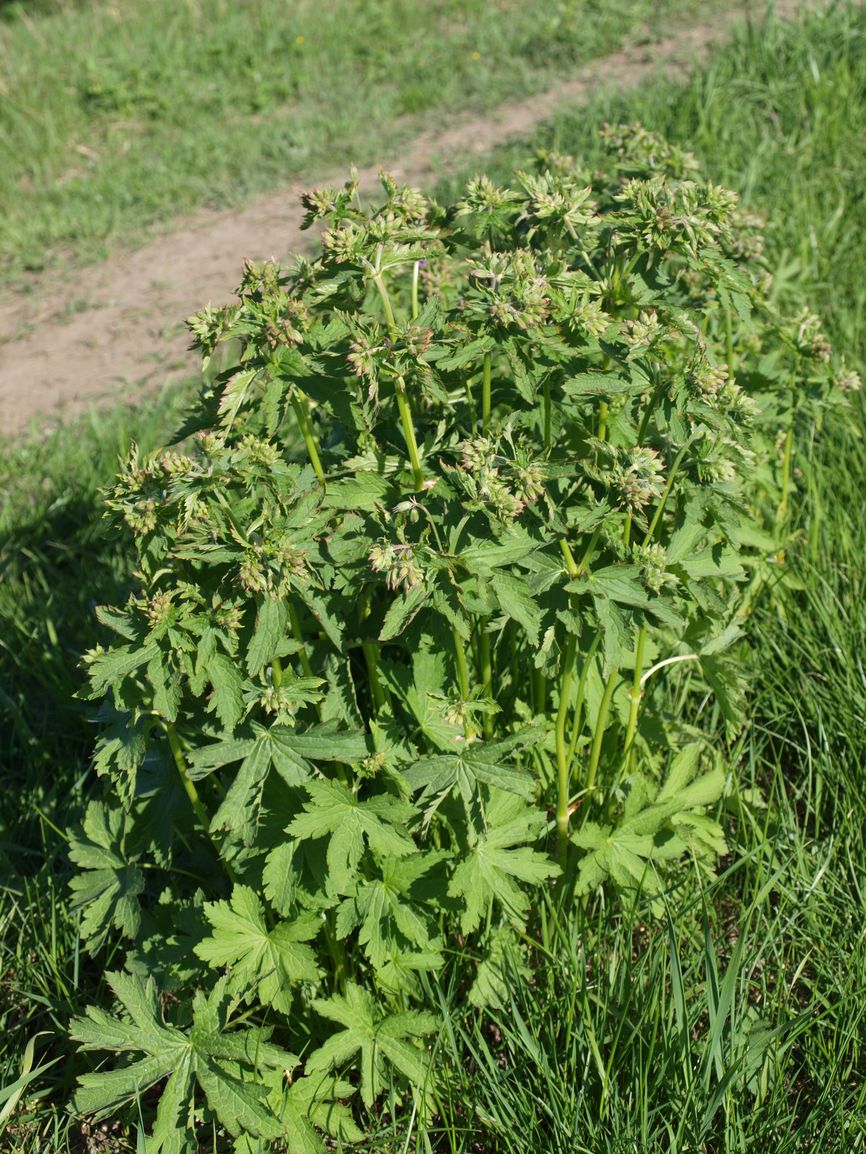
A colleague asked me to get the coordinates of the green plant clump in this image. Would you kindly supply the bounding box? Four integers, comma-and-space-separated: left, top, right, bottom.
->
68, 127, 853, 1150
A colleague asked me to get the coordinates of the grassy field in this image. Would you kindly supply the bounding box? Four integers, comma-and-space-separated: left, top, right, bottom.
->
3, 2, 866, 1151
0, 0, 712, 286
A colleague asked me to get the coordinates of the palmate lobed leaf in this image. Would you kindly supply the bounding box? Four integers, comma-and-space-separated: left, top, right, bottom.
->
405, 735, 538, 821
449, 789, 560, 934
68, 802, 144, 951
288, 780, 416, 892
71, 972, 317, 1147
335, 851, 445, 971
308, 982, 437, 1108
571, 745, 727, 897
195, 885, 321, 1012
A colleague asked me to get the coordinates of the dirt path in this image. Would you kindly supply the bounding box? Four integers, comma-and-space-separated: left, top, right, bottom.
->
0, 0, 810, 433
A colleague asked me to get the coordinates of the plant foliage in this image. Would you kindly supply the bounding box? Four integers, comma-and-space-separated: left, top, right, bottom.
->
69, 125, 852, 1149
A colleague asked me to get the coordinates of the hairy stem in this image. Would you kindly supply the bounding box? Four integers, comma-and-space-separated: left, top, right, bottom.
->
465, 375, 478, 434
478, 627, 494, 741
287, 602, 314, 681
373, 267, 398, 334
555, 538, 583, 868
567, 632, 601, 768
776, 418, 795, 527
644, 441, 689, 545
452, 626, 475, 739
361, 590, 388, 715
597, 400, 609, 442
165, 722, 235, 883
394, 375, 425, 492
291, 392, 325, 483
533, 668, 547, 716
411, 260, 421, 320
555, 633, 577, 871
586, 670, 618, 794
482, 351, 492, 433
621, 625, 647, 772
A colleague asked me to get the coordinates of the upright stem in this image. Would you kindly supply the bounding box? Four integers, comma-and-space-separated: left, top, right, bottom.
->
725, 309, 735, 374
361, 590, 388, 715
395, 375, 425, 492
586, 671, 618, 794
287, 602, 314, 680
543, 378, 552, 450
371, 267, 425, 491
621, 626, 647, 772
598, 400, 609, 442
291, 392, 325, 483
373, 269, 398, 334
644, 441, 689, 545
411, 261, 421, 320
165, 722, 235, 883
288, 601, 326, 722
478, 628, 494, 741
452, 626, 475, 739
482, 352, 492, 434
567, 632, 601, 767
776, 417, 795, 528
465, 375, 478, 435
555, 538, 582, 868
555, 631, 578, 871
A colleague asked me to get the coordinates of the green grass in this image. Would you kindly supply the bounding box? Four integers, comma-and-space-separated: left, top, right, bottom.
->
0, 0, 711, 286
4, 3, 866, 1150
0, 386, 193, 1153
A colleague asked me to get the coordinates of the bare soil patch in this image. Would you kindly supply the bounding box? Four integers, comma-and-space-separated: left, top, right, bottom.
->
0, 0, 809, 433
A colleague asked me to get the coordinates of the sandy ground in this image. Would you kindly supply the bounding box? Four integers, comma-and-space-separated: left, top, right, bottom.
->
0, 0, 810, 434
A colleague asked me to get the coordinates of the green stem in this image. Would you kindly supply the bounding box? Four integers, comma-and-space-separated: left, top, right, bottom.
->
478, 628, 494, 741
323, 914, 348, 993
411, 260, 421, 320
586, 671, 618, 794
621, 626, 647, 771
271, 654, 284, 689
555, 537, 583, 868
543, 377, 552, 450
452, 627, 471, 701
576, 527, 601, 576
363, 644, 387, 714
287, 602, 314, 681
373, 268, 398, 334
567, 632, 600, 767
643, 441, 689, 545
482, 351, 492, 434
555, 631, 577, 871
598, 400, 609, 442
395, 375, 425, 492
452, 626, 475, 739
165, 722, 235, 883
291, 392, 325, 483
288, 601, 327, 722
777, 418, 795, 527
725, 308, 735, 374
360, 591, 388, 715
465, 375, 478, 435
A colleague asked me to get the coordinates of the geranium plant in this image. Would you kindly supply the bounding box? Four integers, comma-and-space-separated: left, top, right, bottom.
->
68, 125, 850, 1151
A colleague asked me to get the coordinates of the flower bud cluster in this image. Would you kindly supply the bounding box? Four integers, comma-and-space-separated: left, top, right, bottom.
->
368, 541, 424, 592
610, 446, 666, 513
